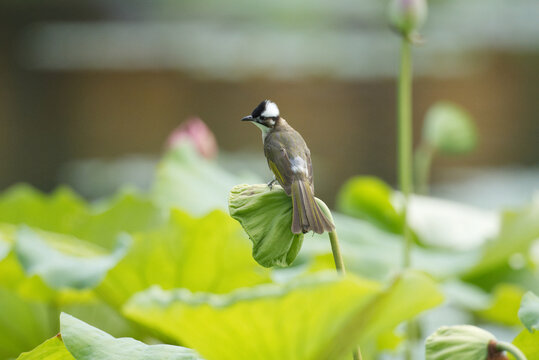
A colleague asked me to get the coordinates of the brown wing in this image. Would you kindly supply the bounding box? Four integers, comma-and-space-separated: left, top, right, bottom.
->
264, 128, 312, 195
305, 148, 314, 192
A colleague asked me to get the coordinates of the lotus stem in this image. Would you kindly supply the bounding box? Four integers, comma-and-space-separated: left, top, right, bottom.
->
496, 341, 527, 360
328, 229, 362, 360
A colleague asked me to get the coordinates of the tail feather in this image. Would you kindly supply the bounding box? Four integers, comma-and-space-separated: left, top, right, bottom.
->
291, 180, 335, 234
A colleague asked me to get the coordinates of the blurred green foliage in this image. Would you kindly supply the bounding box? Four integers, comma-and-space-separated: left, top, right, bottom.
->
0, 139, 537, 359
124, 271, 441, 360
18, 313, 201, 360
336, 176, 403, 234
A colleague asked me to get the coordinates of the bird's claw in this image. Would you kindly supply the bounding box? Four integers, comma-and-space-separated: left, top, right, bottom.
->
267, 179, 276, 190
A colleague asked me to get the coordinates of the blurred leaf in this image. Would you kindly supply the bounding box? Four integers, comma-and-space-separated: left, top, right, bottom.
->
124, 270, 442, 360
0, 250, 56, 302
518, 291, 539, 332
0, 225, 13, 259
376, 330, 403, 352
15, 226, 130, 290
464, 200, 539, 279
0, 186, 157, 247
75, 191, 165, 250
16, 335, 74, 360
476, 284, 525, 326
17, 313, 202, 360
0, 185, 89, 234
152, 143, 245, 216
335, 176, 498, 252
60, 313, 201, 360
0, 287, 58, 359
512, 329, 539, 359
229, 184, 304, 267
302, 211, 479, 281
406, 195, 499, 250
124, 272, 381, 360
441, 280, 490, 311
97, 209, 270, 308
422, 101, 477, 155
0, 186, 165, 251
0, 238, 137, 354
353, 270, 444, 348
336, 176, 403, 234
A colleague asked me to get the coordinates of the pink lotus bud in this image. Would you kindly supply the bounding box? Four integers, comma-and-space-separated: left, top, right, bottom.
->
388, 0, 427, 37
166, 117, 218, 159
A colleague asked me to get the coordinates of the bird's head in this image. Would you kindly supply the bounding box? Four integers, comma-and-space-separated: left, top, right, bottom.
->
242, 100, 280, 132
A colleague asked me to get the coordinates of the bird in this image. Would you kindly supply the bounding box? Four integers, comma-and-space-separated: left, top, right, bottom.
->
242, 100, 335, 234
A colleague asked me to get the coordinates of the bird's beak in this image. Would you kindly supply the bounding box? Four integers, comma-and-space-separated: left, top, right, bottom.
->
241, 115, 253, 121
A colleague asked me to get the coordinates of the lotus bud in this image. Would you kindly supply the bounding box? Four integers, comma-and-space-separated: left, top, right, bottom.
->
166, 117, 218, 159
426, 325, 508, 360
422, 102, 477, 155
388, 0, 428, 38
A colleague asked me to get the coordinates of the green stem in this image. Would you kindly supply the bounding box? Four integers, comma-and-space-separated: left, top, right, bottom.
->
398, 37, 415, 360
415, 142, 434, 195
496, 341, 527, 360
398, 39, 414, 268
329, 230, 346, 275
328, 230, 362, 360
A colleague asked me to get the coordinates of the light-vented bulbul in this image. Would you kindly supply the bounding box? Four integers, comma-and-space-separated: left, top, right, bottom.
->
242, 100, 334, 234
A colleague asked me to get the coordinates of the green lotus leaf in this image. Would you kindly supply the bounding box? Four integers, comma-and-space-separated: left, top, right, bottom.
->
75, 191, 166, 250
352, 270, 444, 347
0, 245, 60, 359
97, 209, 270, 308
519, 291, 539, 333
0, 185, 165, 251
425, 325, 495, 360
152, 142, 257, 216
16, 313, 202, 360
0, 248, 56, 302
123, 270, 442, 360
476, 283, 525, 326
60, 313, 202, 360
229, 183, 334, 268
513, 328, 539, 359
16, 335, 74, 360
0, 225, 13, 259
0, 242, 138, 358
0, 185, 89, 234
0, 287, 57, 359
422, 102, 477, 155
15, 226, 130, 290
463, 199, 539, 280
124, 272, 380, 360
336, 176, 403, 234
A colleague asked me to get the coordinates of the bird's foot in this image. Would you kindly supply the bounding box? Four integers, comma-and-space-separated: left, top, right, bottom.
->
267, 179, 276, 190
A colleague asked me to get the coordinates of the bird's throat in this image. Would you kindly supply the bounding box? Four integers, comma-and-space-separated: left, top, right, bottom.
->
253, 121, 271, 141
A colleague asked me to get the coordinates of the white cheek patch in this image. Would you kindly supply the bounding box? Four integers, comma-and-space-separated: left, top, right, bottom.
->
262, 101, 280, 118
290, 156, 308, 174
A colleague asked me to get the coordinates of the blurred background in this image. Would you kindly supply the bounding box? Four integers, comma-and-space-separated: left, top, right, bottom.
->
0, 0, 537, 208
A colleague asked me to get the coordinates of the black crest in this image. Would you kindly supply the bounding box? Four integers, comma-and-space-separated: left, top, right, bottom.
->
251, 100, 269, 118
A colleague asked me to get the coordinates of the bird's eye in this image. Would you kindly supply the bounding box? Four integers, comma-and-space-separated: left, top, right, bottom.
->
259, 116, 266, 120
